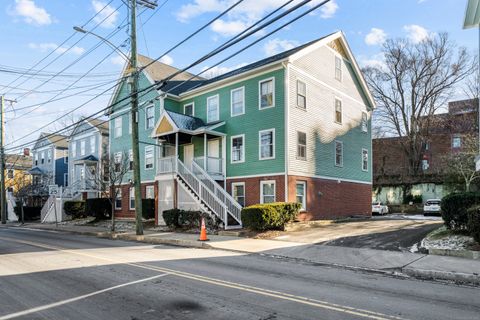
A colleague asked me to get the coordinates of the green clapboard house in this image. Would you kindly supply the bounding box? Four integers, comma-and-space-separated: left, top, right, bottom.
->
107, 31, 375, 229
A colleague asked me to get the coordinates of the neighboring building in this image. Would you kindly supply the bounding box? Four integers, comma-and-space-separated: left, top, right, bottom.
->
67, 118, 109, 198
373, 98, 479, 204
108, 31, 374, 226
29, 132, 69, 189
5, 151, 32, 193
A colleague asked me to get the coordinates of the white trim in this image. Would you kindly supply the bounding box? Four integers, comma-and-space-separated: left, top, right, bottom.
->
230, 134, 245, 164
258, 77, 275, 110
145, 185, 155, 199
144, 145, 155, 170
334, 140, 343, 167
145, 104, 155, 130
206, 94, 220, 123
334, 96, 343, 125
183, 102, 195, 116
129, 187, 135, 210
230, 86, 245, 117
231, 182, 246, 206
296, 130, 307, 161
114, 116, 123, 138
295, 180, 307, 211
361, 111, 368, 133
296, 78, 307, 110
289, 171, 372, 185
284, 62, 290, 202
71, 132, 95, 141
260, 180, 276, 204
362, 148, 369, 172
226, 172, 285, 180
258, 128, 275, 160
334, 54, 343, 82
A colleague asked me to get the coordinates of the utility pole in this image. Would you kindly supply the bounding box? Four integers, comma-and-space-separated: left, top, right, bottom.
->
1, 95, 16, 224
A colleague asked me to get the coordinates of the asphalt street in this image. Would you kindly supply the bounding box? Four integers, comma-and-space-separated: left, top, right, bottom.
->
0, 226, 479, 320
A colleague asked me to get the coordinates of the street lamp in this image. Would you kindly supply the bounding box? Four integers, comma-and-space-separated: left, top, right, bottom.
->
73, 26, 130, 62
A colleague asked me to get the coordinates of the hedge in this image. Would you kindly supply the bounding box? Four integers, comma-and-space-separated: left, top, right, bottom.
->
64, 200, 86, 219
467, 206, 480, 243
85, 198, 111, 220
14, 203, 41, 221
162, 209, 218, 229
241, 202, 302, 231
441, 192, 480, 230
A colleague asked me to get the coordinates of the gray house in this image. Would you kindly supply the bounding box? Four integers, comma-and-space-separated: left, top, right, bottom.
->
30, 133, 69, 188
67, 118, 109, 198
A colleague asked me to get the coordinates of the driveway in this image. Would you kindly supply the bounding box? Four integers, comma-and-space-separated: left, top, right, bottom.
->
274, 215, 443, 252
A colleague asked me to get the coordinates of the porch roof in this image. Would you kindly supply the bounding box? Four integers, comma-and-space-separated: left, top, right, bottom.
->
28, 167, 44, 175
74, 155, 99, 164
152, 110, 225, 138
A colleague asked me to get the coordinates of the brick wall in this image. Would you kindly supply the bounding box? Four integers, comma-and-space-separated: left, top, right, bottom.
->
114, 182, 157, 219
288, 175, 371, 220
226, 175, 286, 207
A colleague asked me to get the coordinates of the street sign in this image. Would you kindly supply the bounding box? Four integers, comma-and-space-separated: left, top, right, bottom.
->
48, 185, 59, 196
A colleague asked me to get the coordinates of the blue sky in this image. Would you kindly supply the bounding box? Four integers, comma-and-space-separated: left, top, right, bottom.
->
0, 0, 478, 149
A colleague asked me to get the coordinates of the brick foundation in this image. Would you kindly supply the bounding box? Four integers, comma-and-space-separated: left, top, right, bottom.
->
288, 175, 371, 220
226, 175, 286, 206
114, 182, 158, 220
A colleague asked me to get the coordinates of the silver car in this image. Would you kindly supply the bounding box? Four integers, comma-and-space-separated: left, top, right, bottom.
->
372, 202, 389, 215
423, 199, 441, 216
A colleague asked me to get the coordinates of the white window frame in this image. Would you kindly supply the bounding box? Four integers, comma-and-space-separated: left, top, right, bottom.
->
41, 151, 45, 164
145, 145, 154, 170
183, 102, 195, 117
259, 128, 275, 160
145, 105, 155, 130
260, 180, 276, 204
362, 148, 369, 172
128, 149, 133, 171
80, 140, 86, 156
452, 136, 461, 148
296, 79, 306, 110
361, 112, 368, 133
230, 87, 245, 117
231, 182, 245, 207
297, 131, 307, 160
146, 185, 155, 199
258, 77, 275, 110
114, 152, 122, 173
335, 55, 342, 81
296, 181, 307, 211
335, 97, 342, 124
114, 117, 122, 138
115, 187, 122, 210
90, 136, 96, 154
335, 140, 343, 167
129, 187, 135, 210
207, 94, 220, 123
230, 134, 245, 164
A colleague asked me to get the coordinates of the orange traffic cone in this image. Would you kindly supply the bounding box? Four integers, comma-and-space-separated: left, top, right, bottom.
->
198, 217, 209, 241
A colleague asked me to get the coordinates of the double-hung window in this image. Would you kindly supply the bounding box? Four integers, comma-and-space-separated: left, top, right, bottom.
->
231, 87, 245, 116
90, 136, 96, 154
259, 78, 274, 109
115, 187, 122, 209
128, 149, 133, 171
114, 152, 122, 173
362, 149, 369, 171
184, 103, 194, 117
146, 185, 155, 199
207, 95, 219, 122
232, 182, 245, 207
72, 142, 76, 157
335, 99, 342, 124
296, 181, 306, 210
361, 112, 368, 132
145, 146, 154, 169
231, 135, 244, 163
259, 129, 275, 160
41, 152, 45, 164
80, 140, 86, 156
35, 153, 38, 166
452, 136, 461, 149
335, 141, 343, 167
297, 131, 307, 160
335, 56, 342, 81
129, 187, 135, 210
47, 149, 52, 163
297, 80, 306, 109
260, 181, 276, 204
146, 106, 155, 129
114, 117, 122, 138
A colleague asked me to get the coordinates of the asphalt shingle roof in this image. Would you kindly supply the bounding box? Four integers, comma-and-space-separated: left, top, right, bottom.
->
166, 110, 206, 131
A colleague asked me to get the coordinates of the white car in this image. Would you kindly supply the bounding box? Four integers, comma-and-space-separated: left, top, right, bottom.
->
423, 199, 441, 216
372, 202, 389, 215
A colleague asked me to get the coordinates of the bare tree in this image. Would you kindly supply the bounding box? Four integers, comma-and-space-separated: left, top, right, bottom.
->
364, 33, 474, 176
463, 55, 479, 100
90, 150, 130, 232
444, 134, 480, 192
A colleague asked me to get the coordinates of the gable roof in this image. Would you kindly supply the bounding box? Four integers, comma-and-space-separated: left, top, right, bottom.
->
152, 110, 224, 137
5, 154, 32, 170
69, 117, 109, 138
34, 132, 68, 149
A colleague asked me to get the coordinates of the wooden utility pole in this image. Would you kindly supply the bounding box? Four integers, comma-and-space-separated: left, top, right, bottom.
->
0, 95, 16, 224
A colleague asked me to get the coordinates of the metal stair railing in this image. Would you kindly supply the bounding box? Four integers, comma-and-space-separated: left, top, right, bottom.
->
191, 161, 242, 225
40, 195, 56, 223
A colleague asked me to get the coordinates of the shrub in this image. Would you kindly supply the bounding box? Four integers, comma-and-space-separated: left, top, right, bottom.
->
85, 198, 111, 220
163, 209, 218, 230
178, 210, 203, 228
14, 203, 41, 221
412, 195, 423, 204
142, 199, 155, 219
163, 209, 181, 228
467, 206, 480, 243
441, 192, 480, 230
241, 202, 301, 231
64, 201, 86, 219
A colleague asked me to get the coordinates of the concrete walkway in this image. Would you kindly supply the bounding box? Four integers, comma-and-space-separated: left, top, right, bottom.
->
8, 222, 480, 286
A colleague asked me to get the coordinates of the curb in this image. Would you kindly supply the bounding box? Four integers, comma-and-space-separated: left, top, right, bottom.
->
402, 267, 480, 286
428, 248, 480, 260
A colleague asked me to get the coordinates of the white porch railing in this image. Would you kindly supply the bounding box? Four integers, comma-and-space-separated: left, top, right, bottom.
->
157, 156, 176, 174
194, 156, 223, 176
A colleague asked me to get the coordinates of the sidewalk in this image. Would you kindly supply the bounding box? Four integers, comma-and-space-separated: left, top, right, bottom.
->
10, 223, 480, 286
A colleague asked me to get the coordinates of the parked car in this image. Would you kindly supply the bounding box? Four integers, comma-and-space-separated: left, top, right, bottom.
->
423, 199, 441, 216
372, 202, 389, 215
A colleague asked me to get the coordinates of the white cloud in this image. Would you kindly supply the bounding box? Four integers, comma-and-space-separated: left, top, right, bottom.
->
159, 55, 174, 65
28, 43, 85, 55
320, 0, 338, 19
359, 53, 386, 69
200, 62, 248, 79
403, 24, 430, 44
110, 55, 126, 66
263, 38, 299, 56
92, 0, 118, 28
211, 19, 248, 36
9, 0, 52, 25
176, 0, 227, 23
365, 28, 387, 46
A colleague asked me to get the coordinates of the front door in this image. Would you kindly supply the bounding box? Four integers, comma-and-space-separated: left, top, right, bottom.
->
184, 144, 194, 169
207, 139, 220, 174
